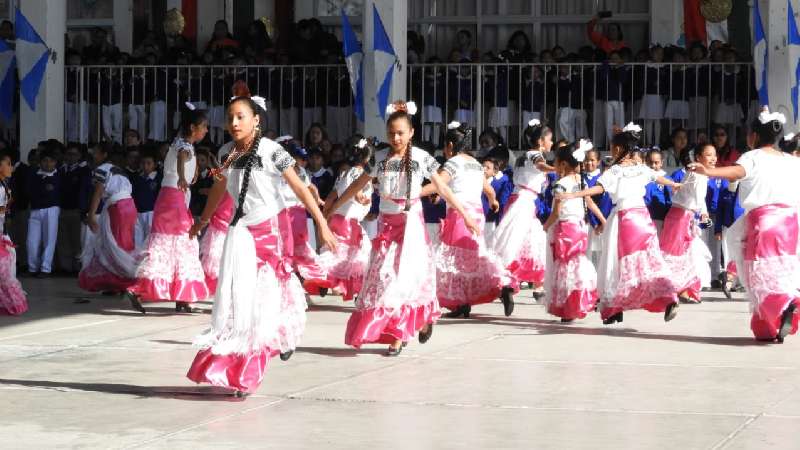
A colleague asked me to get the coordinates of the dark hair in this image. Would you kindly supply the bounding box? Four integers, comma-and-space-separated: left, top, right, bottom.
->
506, 30, 532, 54
607, 23, 624, 41
0, 151, 11, 164
555, 144, 580, 169
479, 129, 503, 147
482, 157, 500, 171
348, 139, 374, 168
780, 134, 800, 154
230, 128, 263, 227
445, 123, 474, 155
611, 129, 641, 165
677, 147, 694, 167
751, 117, 783, 148
178, 104, 208, 139
386, 104, 416, 211
586, 148, 601, 162
646, 148, 663, 163
671, 127, 688, 140
304, 123, 329, 149
229, 96, 263, 124
523, 122, 551, 149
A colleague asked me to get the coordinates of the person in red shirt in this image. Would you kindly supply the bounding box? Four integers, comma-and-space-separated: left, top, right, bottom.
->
586, 16, 626, 54
711, 124, 741, 167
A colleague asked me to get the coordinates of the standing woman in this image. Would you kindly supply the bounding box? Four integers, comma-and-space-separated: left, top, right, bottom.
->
691, 110, 800, 342
558, 124, 681, 325
318, 138, 374, 301
492, 119, 554, 300
124, 103, 211, 314
425, 121, 514, 318
329, 101, 480, 356
187, 95, 336, 395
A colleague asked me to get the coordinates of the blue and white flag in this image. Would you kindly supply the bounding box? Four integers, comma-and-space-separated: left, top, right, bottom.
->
373, 4, 397, 120
16, 8, 50, 110
753, 0, 769, 106
341, 10, 364, 122
789, 0, 800, 121
0, 39, 15, 120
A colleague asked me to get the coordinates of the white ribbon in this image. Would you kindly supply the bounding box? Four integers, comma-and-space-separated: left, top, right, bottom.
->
251, 96, 267, 111
184, 101, 196, 111
785, 133, 796, 141
759, 108, 786, 125
385, 101, 418, 117
528, 118, 541, 127
622, 122, 642, 134
447, 121, 461, 130
573, 139, 592, 162
275, 135, 293, 144
357, 138, 368, 149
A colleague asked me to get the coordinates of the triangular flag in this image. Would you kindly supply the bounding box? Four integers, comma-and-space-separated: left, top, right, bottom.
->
341, 10, 364, 122
15, 8, 50, 110
753, 0, 768, 106
373, 4, 397, 120
0, 39, 15, 120
789, 0, 800, 121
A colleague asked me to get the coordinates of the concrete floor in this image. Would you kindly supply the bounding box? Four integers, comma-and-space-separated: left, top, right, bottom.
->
1, 277, 798, 450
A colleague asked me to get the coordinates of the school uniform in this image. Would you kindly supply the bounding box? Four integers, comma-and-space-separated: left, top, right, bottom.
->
310, 167, 335, 202
126, 69, 148, 140
597, 63, 629, 147
148, 68, 169, 142
664, 67, 690, 121
520, 71, 544, 134
362, 189, 380, 240
66, 67, 89, 144
639, 64, 668, 146
279, 69, 303, 138
422, 192, 447, 248
686, 65, 710, 130
9, 162, 31, 269
704, 177, 728, 279
302, 70, 325, 130
132, 170, 161, 247
537, 172, 558, 224
644, 171, 671, 233
422, 68, 446, 143
556, 73, 577, 142
56, 161, 90, 273
583, 169, 613, 266
449, 67, 476, 125
27, 169, 61, 274
485, 65, 511, 141
190, 168, 213, 218
101, 71, 124, 144
482, 171, 513, 246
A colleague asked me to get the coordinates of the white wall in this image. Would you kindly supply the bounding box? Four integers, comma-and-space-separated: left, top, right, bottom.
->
196, 0, 226, 53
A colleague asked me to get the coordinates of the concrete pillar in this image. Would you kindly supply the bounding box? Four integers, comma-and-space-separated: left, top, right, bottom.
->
253, 0, 275, 21
361, 0, 407, 140
763, 0, 799, 132
650, 0, 683, 45
196, 0, 226, 54
19, 0, 64, 160
113, 0, 133, 53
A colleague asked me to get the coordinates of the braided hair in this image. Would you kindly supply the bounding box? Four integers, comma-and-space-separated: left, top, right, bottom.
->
228, 97, 263, 227
751, 116, 784, 148
556, 142, 587, 214
386, 103, 415, 212
610, 128, 642, 166
779, 134, 800, 154
445, 123, 474, 155
522, 121, 550, 150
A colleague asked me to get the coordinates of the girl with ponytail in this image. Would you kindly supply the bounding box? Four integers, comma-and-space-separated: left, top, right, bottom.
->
316, 137, 375, 301
124, 101, 211, 314
690, 109, 800, 343
557, 123, 682, 326
328, 101, 479, 356
187, 92, 337, 396
421, 121, 515, 319
490, 119, 554, 304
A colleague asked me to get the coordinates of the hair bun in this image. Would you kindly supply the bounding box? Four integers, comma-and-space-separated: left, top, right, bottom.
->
232, 80, 251, 98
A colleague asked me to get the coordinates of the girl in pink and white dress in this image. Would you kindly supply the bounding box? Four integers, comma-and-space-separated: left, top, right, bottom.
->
124, 104, 211, 314
659, 145, 715, 304
542, 140, 606, 322
318, 138, 374, 301
691, 110, 800, 343
329, 101, 480, 356
187, 96, 337, 396
491, 119, 554, 298
559, 123, 681, 325
0, 153, 27, 315
79, 144, 140, 294
198, 191, 233, 294
424, 121, 515, 318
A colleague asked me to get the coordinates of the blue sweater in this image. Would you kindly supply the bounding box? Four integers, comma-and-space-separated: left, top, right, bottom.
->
132, 172, 162, 214
28, 170, 61, 210
482, 173, 513, 224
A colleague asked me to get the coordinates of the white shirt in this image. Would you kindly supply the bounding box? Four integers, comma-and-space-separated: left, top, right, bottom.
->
512, 150, 547, 194
223, 138, 295, 222
441, 154, 484, 208
279, 166, 311, 209
671, 171, 708, 214
93, 163, 132, 205
161, 137, 196, 189
552, 175, 585, 221
597, 163, 658, 210
369, 146, 440, 214
335, 166, 373, 220
736, 149, 800, 212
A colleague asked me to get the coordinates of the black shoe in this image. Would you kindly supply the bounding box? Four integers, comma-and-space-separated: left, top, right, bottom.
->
721, 272, 733, 300
34, 272, 51, 279
319, 288, 328, 298
603, 312, 623, 325
777, 304, 797, 343
501, 287, 515, 317
124, 291, 146, 314
664, 303, 679, 322
462, 304, 471, 318
445, 306, 467, 319
280, 350, 294, 361
385, 345, 403, 357
561, 318, 575, 323
176, 302, 199, 313
233, 390, 250, 398
401, 342, 408, 348
710, 280, 722, 289
418, 324, 434, 344
20, 270, 36, 278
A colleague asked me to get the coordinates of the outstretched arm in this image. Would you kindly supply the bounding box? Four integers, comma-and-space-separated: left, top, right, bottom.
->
691, 164, 746, 182
189, 175, 227, 238
326, 172, 372, 219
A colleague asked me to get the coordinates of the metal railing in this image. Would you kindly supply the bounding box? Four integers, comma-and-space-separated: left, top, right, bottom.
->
64, 62, 756, 150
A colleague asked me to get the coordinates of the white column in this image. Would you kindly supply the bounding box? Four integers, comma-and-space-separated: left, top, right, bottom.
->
253, 0, 275, 20
113, 0, 133, 53
650, 0, 683, 45
764, 0, 798, 131
362, 0, 407, 140
196, 0, 226, 54
19, 0, 64, 161
166, 0, 182, 11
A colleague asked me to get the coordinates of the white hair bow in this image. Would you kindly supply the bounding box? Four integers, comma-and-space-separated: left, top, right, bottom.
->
623, 122, 642, 134
184, 101, 196, 111
251, 96, 267, 112
447, 121, 461, 130
785, 133, 797, 141
357, 138, 368, 149
759, 108, 786, 125
573, 139, 593, 162
528, 118, 541, 127
275, 135, 293, 143
385, 101, 417, 117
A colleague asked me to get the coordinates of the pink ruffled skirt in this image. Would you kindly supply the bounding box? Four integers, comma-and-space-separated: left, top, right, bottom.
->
545, 220, 598, 320
278, 206, 332, 294
660, 207, 710, 302
436, 206, 512, 310
492, 192, 547, 287
78, 198, 138, 292
345, 208, 440, 347
317, 214, 371, 300
130, 187, 210, 302
199, 194, 234, 293
0, 236, 27, 315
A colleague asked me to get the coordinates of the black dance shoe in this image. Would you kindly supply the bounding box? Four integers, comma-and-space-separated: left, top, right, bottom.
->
664, 303, 679, 322
385, 345, 403, 357
124, 291, 146, 315
501, 287, 515, 317
560, 318, 575, 323
445, 306, 467, 319
176, 302, 199, 313
418, 324, 434, 344
280, 350, 294, 361
777, 304, 797, 343
234, 390, 250, 398
602, 312, 623, 325
318, 288, 328, 298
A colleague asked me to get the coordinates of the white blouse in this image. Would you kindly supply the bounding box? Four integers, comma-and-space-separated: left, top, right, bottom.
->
736, 149, 800, 212
93, 163, 132, 205
161, 137, 197, 189
552, 175, 585, 222
369, 146, 440, 214
513, 150, 547, 194
671, 171, 708, 214
597, 163, 658, 211
441, 154, 484, 208
223, 138, 296, 222
279, 166, 311, 209
335, 166, 373, 220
